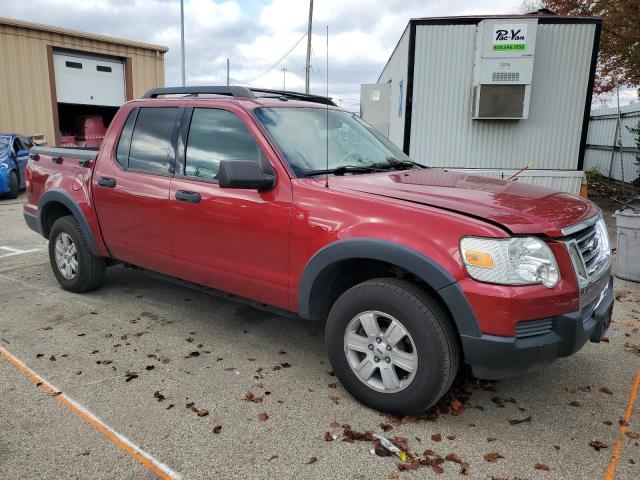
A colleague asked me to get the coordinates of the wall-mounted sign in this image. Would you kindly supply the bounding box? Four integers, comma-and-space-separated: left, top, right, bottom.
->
492, 24, 527, 52
369, 89, 380, 102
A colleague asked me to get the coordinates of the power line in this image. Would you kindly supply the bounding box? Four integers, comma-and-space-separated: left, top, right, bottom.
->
231, 33, 307, 85
310, 44, 327, 91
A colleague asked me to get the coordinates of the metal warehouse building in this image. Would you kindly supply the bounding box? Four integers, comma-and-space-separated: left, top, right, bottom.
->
361, 14, 601, 195
0, 17, 167, 146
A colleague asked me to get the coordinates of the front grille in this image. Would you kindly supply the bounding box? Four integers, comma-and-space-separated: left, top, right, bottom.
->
515, 318, 553, 338
562, 219, 608, 278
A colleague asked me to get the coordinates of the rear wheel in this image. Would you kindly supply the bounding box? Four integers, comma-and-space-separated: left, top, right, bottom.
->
48, 216, 106, 293
325, 278, 459, 415
6, 170, 19, 199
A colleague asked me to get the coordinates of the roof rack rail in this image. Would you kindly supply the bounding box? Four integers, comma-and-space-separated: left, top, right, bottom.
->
141, 86, 336, 106
250, 88, 336, 106
142, 86, 255, 99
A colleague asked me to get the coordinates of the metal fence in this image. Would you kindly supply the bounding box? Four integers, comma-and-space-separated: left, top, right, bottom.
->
584, 103, 640, 182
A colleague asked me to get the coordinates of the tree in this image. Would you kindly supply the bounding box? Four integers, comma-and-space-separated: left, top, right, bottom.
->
541, 0, 640, 98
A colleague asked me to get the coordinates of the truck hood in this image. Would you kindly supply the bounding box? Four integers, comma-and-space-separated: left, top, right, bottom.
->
327, 169, 598, 237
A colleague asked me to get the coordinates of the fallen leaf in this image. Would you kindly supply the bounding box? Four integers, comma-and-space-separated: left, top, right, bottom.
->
36, 354, 44, 358
90, 349, 99, 354
625, 431, 640, 439
445, 453, 463, 463
390, 436, 408, 451
223, 367, 235, 372
145, 365, 154, 370
195, 408, 209, 417
75, 370, 82, 375
431, 464, 444, 474
186, 402, 195, 409
589, 440, 609, 451
380, 422, 393, 432
406, 459, 421, 470
569, 400, 582, 407
599, 387, 613, 395
431, 433, 442, 442
329, 420, 341, 429
602, 336, 609, 343
459, 462, 469, 475
153, 391, 165, 402
446, 435, 456, 440
328, 395, 341, 404
305, 456, 317, 464
451, 399, 464, 412
212, 424, 222, 433
125, 371, 138, 382
184, 351, 200, 359
323, 431, 335, 442
166, 404, 174, 410
535, 463, 550, 471
258, 412, 269, 421
508, 416, 532, 425
278, 349, 287, 355
484, 452, 504, 462
280, 362, 291, 368
387, 472, 399, 480
553, 445, 560, 450
328, 383, 337, 389
269, 454, 278, 461
49, 355, 56, 361
185, 337, 193, 343
487, 437, 497, 442
373, 438, 390, 457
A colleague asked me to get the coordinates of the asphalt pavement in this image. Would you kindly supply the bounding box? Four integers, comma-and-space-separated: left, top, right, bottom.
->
1, 192, 639, 480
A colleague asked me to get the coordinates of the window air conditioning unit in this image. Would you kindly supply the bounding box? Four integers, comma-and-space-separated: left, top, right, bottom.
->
472, 18, 538, 120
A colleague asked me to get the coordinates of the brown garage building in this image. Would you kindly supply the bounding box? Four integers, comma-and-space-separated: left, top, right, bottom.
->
0, 17, 167, 146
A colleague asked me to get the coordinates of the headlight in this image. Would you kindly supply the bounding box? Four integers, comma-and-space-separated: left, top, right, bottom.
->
595, 217, 610, 253
460, 236, 560, 288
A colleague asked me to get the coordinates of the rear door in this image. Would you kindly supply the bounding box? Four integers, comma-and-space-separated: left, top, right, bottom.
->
92, 105, 181, 272
168, 105, 292, 309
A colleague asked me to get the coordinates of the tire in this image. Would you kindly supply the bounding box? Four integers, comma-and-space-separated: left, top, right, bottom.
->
6, 170, 19, 199
325, 278, 459, 415
48, 216, 106, 293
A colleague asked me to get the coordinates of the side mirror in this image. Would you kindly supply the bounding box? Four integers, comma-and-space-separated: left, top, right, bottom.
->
218, 160, 275, 191
17, 149, 29, 158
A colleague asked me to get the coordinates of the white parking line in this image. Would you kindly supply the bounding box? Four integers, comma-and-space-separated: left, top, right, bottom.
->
0, 246, 43, 258
0, 345, 182, 480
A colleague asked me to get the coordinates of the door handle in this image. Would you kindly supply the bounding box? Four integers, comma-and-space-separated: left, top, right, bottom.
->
175, 190, 201, 204
97, 176, 116, 188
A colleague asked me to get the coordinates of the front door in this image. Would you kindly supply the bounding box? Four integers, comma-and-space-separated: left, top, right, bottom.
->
169, 105, 292, 309
93, 106, 180, 273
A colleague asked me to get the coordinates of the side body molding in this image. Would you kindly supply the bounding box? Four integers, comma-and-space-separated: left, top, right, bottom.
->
297, 238, 481, 337
38, 189, 100, 255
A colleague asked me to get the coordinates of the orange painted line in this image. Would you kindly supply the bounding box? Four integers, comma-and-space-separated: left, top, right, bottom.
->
604, 370, 640, 480
0, 346, 180, 480
612, 319, 640, 328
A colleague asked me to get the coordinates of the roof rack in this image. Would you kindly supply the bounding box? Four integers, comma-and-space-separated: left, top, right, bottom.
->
142, 86, 255, 99
141, 86, 336, 106
250, 88, 336, 106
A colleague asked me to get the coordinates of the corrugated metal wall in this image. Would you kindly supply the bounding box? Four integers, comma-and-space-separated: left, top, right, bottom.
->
0, 20, 165, 145
583, 104, 640, 182
408, 22, 595, 171
377, 25, 410, 148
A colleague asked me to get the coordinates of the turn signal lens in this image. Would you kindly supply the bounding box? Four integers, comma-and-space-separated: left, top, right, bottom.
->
463, 251, 494, 268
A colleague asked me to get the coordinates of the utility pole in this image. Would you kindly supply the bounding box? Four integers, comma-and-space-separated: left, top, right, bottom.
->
226, 58, 230, 86
180, 0, 185, 86
304, 0, 313, 94
281, 67, 287, 90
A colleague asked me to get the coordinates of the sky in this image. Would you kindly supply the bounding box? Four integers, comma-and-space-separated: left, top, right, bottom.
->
1, 0, 635, 110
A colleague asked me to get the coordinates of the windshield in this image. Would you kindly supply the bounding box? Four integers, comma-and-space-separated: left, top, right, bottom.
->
253, 107, 416, 177
0, 136, 9, 155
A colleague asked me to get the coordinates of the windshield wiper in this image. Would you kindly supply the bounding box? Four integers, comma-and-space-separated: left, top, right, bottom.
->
304, 165, 388, 177
378, 157, 427, 169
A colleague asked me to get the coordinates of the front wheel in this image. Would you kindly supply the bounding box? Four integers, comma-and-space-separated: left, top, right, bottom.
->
325, 278, 459, 415
48, 216, 106, 293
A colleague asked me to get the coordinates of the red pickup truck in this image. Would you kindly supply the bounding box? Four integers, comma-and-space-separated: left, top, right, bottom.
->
23, 86, 613, 415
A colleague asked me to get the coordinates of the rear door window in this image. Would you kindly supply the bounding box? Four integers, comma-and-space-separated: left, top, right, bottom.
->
128, 107, 178, 174
184, 108, 261, 182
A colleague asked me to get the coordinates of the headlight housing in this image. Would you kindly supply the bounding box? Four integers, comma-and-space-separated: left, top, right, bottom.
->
460, 236, 560, 288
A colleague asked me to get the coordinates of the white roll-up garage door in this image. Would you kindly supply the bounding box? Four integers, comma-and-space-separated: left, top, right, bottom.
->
53, 51, 126, 107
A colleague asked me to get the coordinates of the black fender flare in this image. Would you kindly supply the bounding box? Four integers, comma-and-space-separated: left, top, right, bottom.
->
38, 189, 100, 255
297, 238, 481, 337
